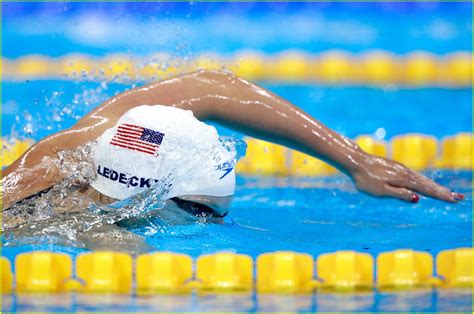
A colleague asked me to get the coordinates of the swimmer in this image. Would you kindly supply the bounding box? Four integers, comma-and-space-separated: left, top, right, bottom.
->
2, 70, 464, 221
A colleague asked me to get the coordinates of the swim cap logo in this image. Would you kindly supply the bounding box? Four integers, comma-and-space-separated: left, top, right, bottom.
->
215, 160, 235, 179
110, 124, 165, 156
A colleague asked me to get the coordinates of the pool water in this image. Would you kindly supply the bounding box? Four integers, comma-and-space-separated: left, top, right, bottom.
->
1, 169, 473, 311
1, 170, 472, 311
1, 289, 472, 312
2, 2, 472, 312
2, 82, 472, 312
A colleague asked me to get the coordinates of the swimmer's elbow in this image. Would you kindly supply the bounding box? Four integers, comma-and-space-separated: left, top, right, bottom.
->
35, 129, 83, 157
30, 137, 60, 158
194, 68, 237, 82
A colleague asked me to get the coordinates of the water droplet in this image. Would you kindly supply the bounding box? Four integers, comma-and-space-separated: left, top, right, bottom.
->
374, 128, 387, 140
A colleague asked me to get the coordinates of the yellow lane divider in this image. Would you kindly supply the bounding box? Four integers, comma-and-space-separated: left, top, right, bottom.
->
196, 252, 254, 292
3, 50, 472, 87
1, 138, 35, 167
15, 251, 72, 293
317, 251, 374, 291
2, 133, 472, 173
391, 134, 438, 170
436, 248, 473, 288
136, 252, 193, 295
75, 251, 133, 294
1, 258, 13, 294
236, 139, 289, 176
257, 251, 315, 293
435, 133, 473, 169
376, 249, 441, 290
1, 248, 471, 294
237, 132, 473, 176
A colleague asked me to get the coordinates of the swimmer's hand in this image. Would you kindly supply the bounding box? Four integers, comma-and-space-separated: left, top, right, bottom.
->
350, 154, 463, 203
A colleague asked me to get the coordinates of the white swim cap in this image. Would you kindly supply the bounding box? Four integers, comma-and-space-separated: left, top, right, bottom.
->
90, 105, 236, 212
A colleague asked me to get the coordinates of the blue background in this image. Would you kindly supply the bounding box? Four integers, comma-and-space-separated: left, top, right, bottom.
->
1, 2, 472, 312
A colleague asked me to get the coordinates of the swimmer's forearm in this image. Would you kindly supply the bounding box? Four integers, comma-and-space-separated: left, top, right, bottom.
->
1, 70, 455, 206
186, 70, 366, 175
181, 71, 456, 203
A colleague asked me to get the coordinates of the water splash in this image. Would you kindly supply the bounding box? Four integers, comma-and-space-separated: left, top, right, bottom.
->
2, 136, 245, 254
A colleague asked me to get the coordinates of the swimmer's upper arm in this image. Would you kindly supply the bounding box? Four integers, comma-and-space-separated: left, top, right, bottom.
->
1, 74, 194, 210
2, 82, 155, 210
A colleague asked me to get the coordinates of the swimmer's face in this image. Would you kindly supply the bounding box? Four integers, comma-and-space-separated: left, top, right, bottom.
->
174, 195, 232, 217
163, 198, 225, 224
170, 197, 214, 215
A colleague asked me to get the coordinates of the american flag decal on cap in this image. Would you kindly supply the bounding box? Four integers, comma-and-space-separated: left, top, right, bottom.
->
110, 123, 165, 156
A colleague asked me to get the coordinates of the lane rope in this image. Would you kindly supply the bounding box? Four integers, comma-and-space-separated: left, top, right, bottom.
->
3, 50, 472, 87
2, 248, 472, 294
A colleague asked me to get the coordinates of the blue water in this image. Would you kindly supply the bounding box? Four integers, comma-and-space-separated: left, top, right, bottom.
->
2, 2, 473, 312
2, 82, 472, 312
2, 289, 472, 312
2, 2, 471, 57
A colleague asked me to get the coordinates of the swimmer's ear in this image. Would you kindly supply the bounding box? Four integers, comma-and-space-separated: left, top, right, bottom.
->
383, 184, 419, 203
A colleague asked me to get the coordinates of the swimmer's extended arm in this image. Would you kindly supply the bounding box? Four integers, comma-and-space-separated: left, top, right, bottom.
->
166, 70, 459, 203
2, 69, 459, 209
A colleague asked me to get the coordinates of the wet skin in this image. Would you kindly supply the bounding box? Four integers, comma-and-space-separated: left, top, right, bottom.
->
2, 70, 462, 211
